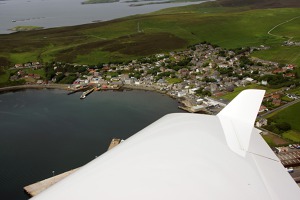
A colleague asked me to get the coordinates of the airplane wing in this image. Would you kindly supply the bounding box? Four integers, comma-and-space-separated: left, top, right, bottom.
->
31, 89, 300, 200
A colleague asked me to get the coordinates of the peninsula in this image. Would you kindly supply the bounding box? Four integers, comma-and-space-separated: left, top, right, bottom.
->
9, 26, 43, 32
81, 0, 119, 4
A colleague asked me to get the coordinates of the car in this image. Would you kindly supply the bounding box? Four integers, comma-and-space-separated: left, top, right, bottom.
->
289, 144, 295, 149
286, 167, 294, 173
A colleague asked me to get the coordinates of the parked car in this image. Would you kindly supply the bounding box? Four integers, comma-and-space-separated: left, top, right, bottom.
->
286, 167, 294, 173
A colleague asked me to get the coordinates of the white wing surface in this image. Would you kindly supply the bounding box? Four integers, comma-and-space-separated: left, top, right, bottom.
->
31, 89, 300, 200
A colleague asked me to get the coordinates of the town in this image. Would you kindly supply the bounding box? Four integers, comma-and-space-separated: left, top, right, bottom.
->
9, 42, 299, 114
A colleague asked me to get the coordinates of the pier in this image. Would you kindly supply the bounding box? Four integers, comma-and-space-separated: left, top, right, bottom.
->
67, 86, 89, 95
107, 138, 122, 150
24, 138, 122, 197
24, 168, 79, 197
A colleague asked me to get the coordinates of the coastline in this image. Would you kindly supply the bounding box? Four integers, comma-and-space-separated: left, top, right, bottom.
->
0, 83, 196, 113
0, 84, 71, 93
0, 0, 208, 35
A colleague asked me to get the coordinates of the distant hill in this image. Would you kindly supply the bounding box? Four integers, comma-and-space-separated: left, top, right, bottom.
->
218, 0, 300, 8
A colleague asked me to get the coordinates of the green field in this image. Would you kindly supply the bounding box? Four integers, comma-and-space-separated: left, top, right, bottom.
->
220, 84, 280, 100
266, 102, 300, 142
0, 1, 299, 66
283, 130, 300, 143
269, 102, 300, 131
262, 134, 289, 147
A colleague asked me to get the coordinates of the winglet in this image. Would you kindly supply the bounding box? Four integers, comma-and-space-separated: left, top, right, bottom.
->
217, 89, 265, 157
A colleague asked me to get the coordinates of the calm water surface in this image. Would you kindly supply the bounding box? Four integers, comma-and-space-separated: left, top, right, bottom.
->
0, 89, 184, 199
0, 0, 205, 34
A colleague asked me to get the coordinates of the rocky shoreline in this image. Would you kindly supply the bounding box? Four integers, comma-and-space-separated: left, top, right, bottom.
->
0, 84, 71, 93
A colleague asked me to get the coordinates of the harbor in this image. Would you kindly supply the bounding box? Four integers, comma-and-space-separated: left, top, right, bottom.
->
0, 87, 185, 200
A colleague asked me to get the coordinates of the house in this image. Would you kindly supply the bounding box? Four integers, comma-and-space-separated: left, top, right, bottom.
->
157, 79, 167, 86
259, 105, 268, 113
36, 80, 43, 84
284, 73, 295, 78
124, 78, 134, 85
256, 118, 268, 127
272, 68, 284, 74
111, 81, 123, 88
15, 64, 23, 68
261, 80, 268, 86
177, 91, 187, 98
271, 93, 281, 99
272, 99, 281, 107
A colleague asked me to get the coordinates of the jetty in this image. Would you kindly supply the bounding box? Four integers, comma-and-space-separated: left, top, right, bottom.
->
24, 168, 79, 197
24, 138, 122, 197
108, 138, 121, 150
67, 86, 89, 95
80, 87, 95, 99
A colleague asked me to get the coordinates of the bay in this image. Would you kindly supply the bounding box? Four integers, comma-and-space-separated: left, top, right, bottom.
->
0, 89, 184, 199
0, 0, 205, 34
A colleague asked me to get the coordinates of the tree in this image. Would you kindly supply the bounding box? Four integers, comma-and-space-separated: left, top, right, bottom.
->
55, 73, 65, 83
276, 122, 291, 132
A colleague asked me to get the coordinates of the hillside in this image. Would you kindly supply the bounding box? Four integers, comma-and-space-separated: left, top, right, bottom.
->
0, 0, 299, 66
218, 0, 300, 8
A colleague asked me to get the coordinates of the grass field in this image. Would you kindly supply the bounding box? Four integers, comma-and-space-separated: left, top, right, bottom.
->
262, 134, 289, 147
283, 130, 300, 143
0, 71, 10, 83
266, 101, 300, 143
220, 84, 280, 100
0, 2, 299, 66
269, 102, 300, 132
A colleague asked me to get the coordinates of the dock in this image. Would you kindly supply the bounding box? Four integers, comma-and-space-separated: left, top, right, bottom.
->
24, 168, 79, 196
67, 86, 89, 95
108, 138, 121, 150
24, 138, 122, 197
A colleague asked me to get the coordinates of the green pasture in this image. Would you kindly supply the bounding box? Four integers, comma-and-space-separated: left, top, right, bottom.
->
270, 102, 300, 131
283, 130, 300, 143
220, 84, 279, 100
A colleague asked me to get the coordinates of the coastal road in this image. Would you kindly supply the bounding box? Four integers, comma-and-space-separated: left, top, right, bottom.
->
261, 98, 300, 117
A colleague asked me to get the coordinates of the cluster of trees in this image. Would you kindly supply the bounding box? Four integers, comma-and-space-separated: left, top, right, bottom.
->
195, 88, 211, 96
44, 63, 85, 84
263, 119, 291, 135
229, 47, 251, 55
259, 74, 295, 88
0, 79, 25, 88
217, 67, 234, 76
129, 71, 142, 79
203, 77, 217, 83
239, 55, 254, 67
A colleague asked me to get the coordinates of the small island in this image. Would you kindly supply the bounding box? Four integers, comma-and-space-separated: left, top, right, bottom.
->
9, 26, 43, 32
81, 0, 119, 4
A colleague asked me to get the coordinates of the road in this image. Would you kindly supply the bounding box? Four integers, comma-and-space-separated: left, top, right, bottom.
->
267, 16, 300, 41
260, 98, 300, 117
